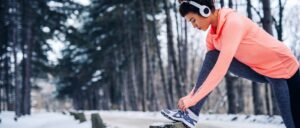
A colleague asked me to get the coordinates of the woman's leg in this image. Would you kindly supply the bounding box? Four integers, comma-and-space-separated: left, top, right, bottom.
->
265, 77, 295, 128
189, 50, 268, 115
286, 69, 300, 128
189, 50, 295, 128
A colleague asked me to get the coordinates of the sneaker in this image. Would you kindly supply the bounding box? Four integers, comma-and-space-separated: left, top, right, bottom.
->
161, 109, 198, 128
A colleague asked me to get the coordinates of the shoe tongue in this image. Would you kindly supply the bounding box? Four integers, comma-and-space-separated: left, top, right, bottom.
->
187, 109, 195, 115
178, 110, 184, 114
181, 111, 188, 115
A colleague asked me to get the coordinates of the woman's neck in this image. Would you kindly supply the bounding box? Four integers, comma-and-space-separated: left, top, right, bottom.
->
210, 9, 219, 33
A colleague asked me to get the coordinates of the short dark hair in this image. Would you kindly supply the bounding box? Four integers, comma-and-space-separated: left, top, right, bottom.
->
179, 0, 215, 17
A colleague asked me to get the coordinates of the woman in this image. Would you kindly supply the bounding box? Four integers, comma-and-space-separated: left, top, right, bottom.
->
161, 0, 300, 128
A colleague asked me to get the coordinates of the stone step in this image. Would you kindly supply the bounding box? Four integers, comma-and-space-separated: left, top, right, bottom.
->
150, 122, 187, 128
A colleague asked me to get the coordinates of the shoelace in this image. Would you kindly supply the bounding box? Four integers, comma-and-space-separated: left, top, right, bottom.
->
178, 111, 197, 125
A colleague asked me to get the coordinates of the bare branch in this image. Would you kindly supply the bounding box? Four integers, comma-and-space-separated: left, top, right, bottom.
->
250, 5, 263, 19
272, 16, 278, 26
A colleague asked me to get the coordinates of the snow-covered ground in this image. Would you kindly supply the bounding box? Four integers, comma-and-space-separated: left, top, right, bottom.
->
0, 111, 286, 128
0, 111, 90, 128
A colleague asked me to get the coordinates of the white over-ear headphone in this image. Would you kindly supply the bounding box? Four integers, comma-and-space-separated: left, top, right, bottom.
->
182, 0, 211, 17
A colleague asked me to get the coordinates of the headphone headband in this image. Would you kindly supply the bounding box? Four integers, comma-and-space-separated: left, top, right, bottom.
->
180, 0, 211, 17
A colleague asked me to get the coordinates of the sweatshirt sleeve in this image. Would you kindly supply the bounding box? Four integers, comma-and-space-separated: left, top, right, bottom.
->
187, 15, 247, 106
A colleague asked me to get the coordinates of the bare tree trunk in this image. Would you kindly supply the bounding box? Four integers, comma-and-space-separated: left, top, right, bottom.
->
252, 82, 266, 114
145, 39, 153, 111
0, 68, 1, 112
122, 5, 139, 111
121, 4, 130, 111
4, 50, 11, 111
237, 80, 245, 113
182, 21, 188, 92
6, 0, 22, 117
225, 75, 239, 114
276, 0, 284, 41
0, 57, 2, 112
174, 0, 188, 96
122, 71, 128, 111
13, 18, 21, 118
151, 55, 159, 111
228, 0, 233, 8
21, 0, 33, 115
110, 48, 122, 110
137, 0, 150, 112
220, 0, 224, 7
261, 0, 273, 35
265, 83, 272, 115
2, 0, 13, 112
164, 0, 183, 103
151, 0, 172, 109
0, 0, 4, 112
102, 84, 110, 110
164, 0, 175, 107
128, 33, 138, 111
246, 0, 253, 19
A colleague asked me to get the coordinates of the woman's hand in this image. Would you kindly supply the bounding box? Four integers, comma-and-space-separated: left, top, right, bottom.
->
178, 97, 186, 111
178, 87, 196, 111
178, 95, 196, 111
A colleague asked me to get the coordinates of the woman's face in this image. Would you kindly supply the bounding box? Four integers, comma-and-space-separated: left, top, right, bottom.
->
184, 12, 211, 31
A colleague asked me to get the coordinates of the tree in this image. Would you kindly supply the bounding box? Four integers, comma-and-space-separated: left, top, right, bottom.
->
0, 0, 80, 116
164, 0, 184, 105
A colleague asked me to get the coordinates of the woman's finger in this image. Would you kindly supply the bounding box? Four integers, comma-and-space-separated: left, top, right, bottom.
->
178, 99, 183, 108
179, 102, 183, 110
179, 101, 184, 111
182, 106, 187, 112
181, 100, 185, 111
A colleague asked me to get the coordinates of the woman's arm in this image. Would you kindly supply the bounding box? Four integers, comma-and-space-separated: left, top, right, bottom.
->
182, 15, 247, 109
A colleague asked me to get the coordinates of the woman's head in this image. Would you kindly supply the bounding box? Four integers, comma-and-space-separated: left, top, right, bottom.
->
179, 0, 216, 31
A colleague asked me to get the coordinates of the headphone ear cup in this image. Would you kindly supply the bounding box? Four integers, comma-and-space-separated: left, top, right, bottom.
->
199, 6, 211, 17
188, 1, 211, 17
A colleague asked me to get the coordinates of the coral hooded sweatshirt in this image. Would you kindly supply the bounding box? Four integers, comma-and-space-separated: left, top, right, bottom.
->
185, 8, 299, 106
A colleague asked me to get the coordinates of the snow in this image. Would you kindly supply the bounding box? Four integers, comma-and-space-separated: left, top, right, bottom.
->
0, 111, 286, 128
107, 6, 116, 13
198, 114, 284, 124
92, 70, 103, 82
92, 111, 285, 128
74, 0, 91, 6
197, 114, 285, 128
0, 111, 90, 128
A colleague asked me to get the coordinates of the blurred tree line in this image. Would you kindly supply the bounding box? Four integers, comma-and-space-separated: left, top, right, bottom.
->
55, 0, 192, 111
1, 0, 299, 118
0, 0, 81, 118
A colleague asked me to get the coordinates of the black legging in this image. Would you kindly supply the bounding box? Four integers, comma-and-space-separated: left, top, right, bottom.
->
189, 50, 296, 128
287, 69, 300, 128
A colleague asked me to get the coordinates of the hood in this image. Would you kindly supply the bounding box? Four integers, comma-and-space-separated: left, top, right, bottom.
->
209, 8, 235, 39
